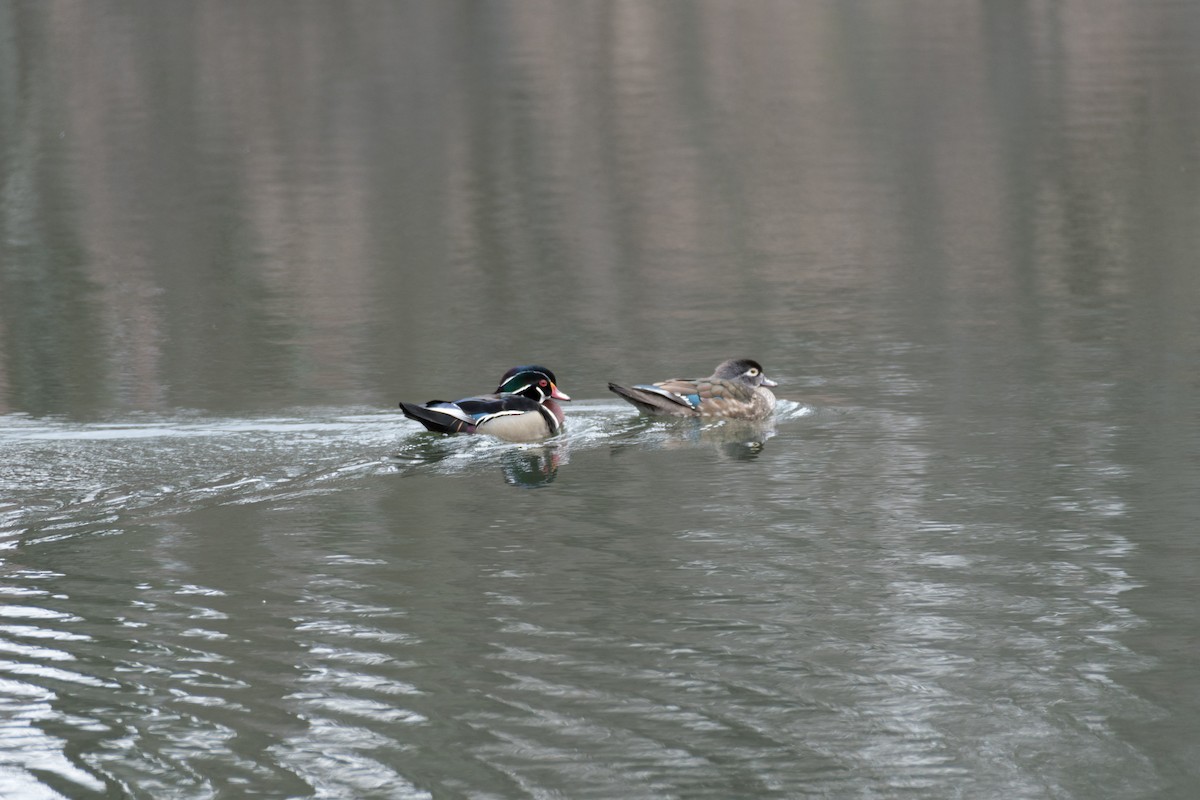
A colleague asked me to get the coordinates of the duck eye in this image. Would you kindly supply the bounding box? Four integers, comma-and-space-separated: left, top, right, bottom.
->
539, 379, 548, 387
747, 368, 759, 376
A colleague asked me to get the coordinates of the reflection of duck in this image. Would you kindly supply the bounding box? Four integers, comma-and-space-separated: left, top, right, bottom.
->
652, 418, 776, 461
499, 447, 563, 487
398, 366, 571, 442
608, 359, 778, 420
388, 433, 566, 488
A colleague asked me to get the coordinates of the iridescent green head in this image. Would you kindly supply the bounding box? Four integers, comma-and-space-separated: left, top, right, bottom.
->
496, 365, 571, 403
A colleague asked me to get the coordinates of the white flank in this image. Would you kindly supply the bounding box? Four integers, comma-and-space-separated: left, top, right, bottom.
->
477, 410, 552, 442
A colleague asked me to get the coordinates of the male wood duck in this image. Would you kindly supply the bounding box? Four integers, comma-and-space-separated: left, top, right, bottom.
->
399, 365, 571, 442
608, 358, 778, 420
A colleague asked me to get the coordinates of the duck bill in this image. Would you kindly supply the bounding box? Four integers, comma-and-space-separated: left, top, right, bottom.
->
550, 384, 571, 401
762, 378, 778, 388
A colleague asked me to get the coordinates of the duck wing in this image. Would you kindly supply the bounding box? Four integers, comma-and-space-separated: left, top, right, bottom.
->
400, 392, 537, 434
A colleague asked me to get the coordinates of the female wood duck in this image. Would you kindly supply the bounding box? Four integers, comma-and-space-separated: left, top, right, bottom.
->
399, 365, 571, 442
608, 358, 778, 420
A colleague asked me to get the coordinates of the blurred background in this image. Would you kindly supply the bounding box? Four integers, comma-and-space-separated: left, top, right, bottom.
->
1, 2, 1199, 797
4, 0, 1194, 418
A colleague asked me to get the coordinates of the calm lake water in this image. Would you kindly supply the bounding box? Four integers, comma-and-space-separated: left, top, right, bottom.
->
2, 2, 1200, 797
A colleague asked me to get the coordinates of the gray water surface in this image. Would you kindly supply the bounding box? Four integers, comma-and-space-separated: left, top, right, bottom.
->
2, 2, 1199, 798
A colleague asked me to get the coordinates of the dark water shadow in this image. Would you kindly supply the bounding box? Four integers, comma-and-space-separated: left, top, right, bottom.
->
386, 433, 565, 488
607, 416, 777, 461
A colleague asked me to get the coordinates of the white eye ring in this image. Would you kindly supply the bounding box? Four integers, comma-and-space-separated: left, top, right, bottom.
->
747, 368, 759, 376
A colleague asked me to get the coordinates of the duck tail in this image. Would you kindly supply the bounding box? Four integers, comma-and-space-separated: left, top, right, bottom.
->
399, 402, 474, 434
607, 383, 693, 416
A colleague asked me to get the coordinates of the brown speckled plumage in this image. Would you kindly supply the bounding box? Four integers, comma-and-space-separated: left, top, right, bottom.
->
608, 358, 778, 420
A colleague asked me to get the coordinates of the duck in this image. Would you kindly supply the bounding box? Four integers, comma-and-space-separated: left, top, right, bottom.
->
399, 365, 571, 442
608, 358, 778, 420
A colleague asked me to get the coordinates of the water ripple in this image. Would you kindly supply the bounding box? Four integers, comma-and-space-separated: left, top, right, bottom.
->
0, 397, 1170, 796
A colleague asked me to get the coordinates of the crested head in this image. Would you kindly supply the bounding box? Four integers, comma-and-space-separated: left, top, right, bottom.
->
499, 365, 557, 387
496, 365, 570, 403
714, 358, 777, 388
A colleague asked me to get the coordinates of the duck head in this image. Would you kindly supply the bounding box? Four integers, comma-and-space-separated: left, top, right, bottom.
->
713, 358, 778, 389
496, 365, 571, 403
